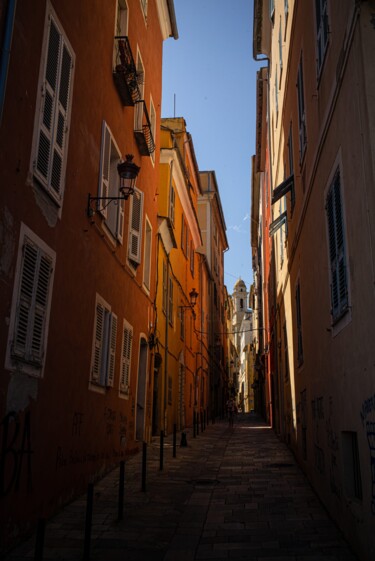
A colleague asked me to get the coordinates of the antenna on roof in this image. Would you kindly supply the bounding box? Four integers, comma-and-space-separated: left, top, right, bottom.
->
174, 93, 176, 117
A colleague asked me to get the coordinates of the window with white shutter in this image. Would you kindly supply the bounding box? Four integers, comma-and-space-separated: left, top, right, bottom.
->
326, 169, 349, 322
5, 224, 55, 378
120, 319, 133, 395
169, 185, 175, 225
128, 187, 144, 264
32, 8, 74, 205
90, 295, 117, 389
143, 218, 152, 290
98, 121, 124, 242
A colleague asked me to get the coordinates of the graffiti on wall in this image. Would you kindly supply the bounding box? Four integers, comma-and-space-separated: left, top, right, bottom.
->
360, 393, 375, 514
0, 411, 33, 497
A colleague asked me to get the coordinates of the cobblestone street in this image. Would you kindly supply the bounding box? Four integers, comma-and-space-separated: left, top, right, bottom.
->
4, 414, 359, 561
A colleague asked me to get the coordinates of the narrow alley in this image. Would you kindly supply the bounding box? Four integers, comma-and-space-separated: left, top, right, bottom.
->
5, 414, 358, 561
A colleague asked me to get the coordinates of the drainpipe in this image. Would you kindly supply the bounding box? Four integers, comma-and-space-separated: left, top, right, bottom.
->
0, 0, 17, 124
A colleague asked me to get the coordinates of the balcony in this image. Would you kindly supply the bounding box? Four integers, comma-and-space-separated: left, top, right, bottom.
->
113, 36, 142, 106
134, 100, 155, 156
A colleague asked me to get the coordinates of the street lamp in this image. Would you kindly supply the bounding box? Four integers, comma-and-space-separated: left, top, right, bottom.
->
87, 154, 140, 216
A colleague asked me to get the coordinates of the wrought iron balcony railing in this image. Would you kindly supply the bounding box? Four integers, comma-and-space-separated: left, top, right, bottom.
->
134, 100, 155, 156
113, 36, 142, 106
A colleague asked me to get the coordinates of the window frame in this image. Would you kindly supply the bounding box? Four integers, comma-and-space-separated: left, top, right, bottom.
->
31, 4, 75, 208
128, 187, 144, 266
119, 318, 133, 396
325, 168, 349, 324
315, 0, 329, 77
98, 121, 124, 242
5, 223, 56, 378
90, 294, 117, 391
142, 216, 152, 291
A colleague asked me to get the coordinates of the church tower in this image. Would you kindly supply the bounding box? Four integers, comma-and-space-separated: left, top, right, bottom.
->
232, 278, 248, 353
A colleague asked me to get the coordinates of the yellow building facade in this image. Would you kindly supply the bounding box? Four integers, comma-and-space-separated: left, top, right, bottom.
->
154, 117, 209, 435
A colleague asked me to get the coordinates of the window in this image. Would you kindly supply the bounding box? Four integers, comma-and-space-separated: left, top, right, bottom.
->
98, 121, 124, 242
190, 241, 195, 276
270, 0, 275, 24
113, 0, 128, 68
128, 187, 144, 265
120, 319, 133, 395
295, 281, 303, 365
278, 23, 283, 80
140, 0, 148, 19
315, 0, 329, 74
169, 185, 175, 226
5, 224, 55, 377
180, 308, 185, 340
162, 260, 168, 314
326, 169, 349, 322
297, 57, 307, 160
149, 97, 156, 164
275, 68, 279, 121
32, 7, 74, 205
168, 278, 174, 325
287, 123, 295, 209
181, 216, 187, 255
134, 50, 145, 131
342, 431, 362, 500
143, 218, 152, 291
90, 295, 117, 388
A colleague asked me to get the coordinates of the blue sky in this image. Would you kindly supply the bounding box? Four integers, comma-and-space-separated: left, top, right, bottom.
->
162, 0, 261, 294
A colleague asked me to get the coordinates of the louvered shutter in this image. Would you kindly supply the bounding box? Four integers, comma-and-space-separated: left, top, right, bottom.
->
106, 313, 117, 387
120, 323, 133, 393
35, 18, 61, 191
92, 302, 104, 382
98, 122, 111, 218
128, 189, 143, 263
117, 200, 125, 243
327, 171, 348, 319
50, 42, 72, 198
35, 15, 73, 203
13, 240, 52, 366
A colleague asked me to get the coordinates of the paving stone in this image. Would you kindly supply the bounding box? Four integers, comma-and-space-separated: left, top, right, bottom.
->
3, 415, 358, 561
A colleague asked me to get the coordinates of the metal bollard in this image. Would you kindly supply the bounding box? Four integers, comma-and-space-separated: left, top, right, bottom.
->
83, 483, 94, 561
141, 442, 147, 492
118, 460, 125, 520
173, 423, 177, 457
160, 430, 164, 471
34, 518, 45, 561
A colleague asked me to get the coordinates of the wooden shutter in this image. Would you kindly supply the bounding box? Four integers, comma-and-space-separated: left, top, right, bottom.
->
120, 322, 133, 393
35, 15, 73, 202
13, 239, 52, 366
327, 171, 348, 319
128, 189, 143, 263
117, 200, 125, 243
106, 313, 117, 387
98, 122, 111, 218
92, 302, 104, 382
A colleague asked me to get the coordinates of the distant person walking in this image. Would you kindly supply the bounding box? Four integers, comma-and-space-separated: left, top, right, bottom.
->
226, 397, 236, 428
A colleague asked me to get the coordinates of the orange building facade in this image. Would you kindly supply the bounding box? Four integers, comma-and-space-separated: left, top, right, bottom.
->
0, 0, 177, 552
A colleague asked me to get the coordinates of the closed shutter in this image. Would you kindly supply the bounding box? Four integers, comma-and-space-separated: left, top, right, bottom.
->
92, 302, 104, 382
326, 171, 348, 319
128, 189, 143, 263
35, 15, 73, 202
99, 122, 111, 218
107, 313, 117, 387
120, 323, 133, 393
13, 239, 53, 365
